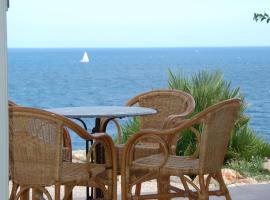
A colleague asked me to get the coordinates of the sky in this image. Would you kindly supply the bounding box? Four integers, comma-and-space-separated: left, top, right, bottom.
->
7, 0, 270, 48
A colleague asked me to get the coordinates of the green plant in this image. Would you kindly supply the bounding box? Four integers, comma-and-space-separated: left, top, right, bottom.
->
168, 69, 270, 161
227, 125, 270, 161
119, 117, 140, 144
168, 70, 242, 115
254, 12, 270, 23
226, 157, 270, 181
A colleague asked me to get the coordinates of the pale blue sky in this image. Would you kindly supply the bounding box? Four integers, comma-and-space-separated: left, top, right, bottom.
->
7, 0, 270, 48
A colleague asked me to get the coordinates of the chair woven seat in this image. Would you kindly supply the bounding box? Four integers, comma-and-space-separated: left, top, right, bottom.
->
61, 162, 91, 184
61, 162, 109, 185
116, 143, 161, 172
132, 154, 199, 174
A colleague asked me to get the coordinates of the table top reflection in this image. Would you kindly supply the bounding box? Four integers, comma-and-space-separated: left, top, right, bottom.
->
47, 106, 157, 119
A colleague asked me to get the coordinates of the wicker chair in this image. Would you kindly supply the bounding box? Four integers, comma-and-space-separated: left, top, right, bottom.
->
9, 106, 117, 200
103, 89, 195, 174
121, 99, 241, 200
8, 101, 73, 200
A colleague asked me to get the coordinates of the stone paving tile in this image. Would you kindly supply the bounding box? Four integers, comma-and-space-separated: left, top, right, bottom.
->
75, 183, 270, 200
220, 184, 270, 200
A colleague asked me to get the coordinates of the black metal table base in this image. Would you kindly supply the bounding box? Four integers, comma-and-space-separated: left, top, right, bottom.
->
92, 118, 104, 198
75, 117, 104, 200
74, 118, 93, 199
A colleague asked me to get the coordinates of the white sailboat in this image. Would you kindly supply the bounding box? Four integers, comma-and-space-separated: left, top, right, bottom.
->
80, 51, 89, 63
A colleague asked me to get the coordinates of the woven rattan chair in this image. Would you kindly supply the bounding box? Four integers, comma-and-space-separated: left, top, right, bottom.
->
121, 99, 241, 200
9, 106, 117, 200
8, 101, 73, 200
106, 90, 195, 173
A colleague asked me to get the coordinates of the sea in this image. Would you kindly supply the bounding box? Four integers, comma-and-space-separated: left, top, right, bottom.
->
8, 47, 270, 149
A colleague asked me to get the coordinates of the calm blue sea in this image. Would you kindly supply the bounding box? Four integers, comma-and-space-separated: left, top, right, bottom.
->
8, 47, 270, 149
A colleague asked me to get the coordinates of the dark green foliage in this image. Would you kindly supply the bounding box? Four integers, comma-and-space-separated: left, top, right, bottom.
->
168, 69, 270, 161
254, 12, 270, 23
228, 126, 270, 161
119, 117, 140, 144
168, 70, 242, 115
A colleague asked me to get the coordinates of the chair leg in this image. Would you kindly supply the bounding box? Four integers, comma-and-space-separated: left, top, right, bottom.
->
9, 182, 19, 200
157, 175, 170, 200
121, 171, 132, 200
14, 186, 29, 200
64, 185, 73, 200
20, 189, 29, 200
106, 185, 112, 200
63, 186, 74, 200
215, 171, 232, 200
127, 187, 133, 200
55, 184, 61, 200
180, 175, 192, 200
135, 183, 141, 196
108, 177, 118, 200
198, 175, 209, 200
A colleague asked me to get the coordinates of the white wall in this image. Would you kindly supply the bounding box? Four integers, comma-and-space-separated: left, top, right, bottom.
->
0, 0, 9, 199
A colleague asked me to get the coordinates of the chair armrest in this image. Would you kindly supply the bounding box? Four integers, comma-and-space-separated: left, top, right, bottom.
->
63, 119, 117, 164
162, 103, 194, 129
100, 118, 122, 144
121, 131, 169, 169
123, 117, 201, 158
168, 126, 201, 157
62, 127, 72, 161
162, 114, 187, 129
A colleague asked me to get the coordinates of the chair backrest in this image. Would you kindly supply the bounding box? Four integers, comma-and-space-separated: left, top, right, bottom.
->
127, 90, 195, 130
8, 100, 73, 162
9, 107, 64, 185
198, 99, 240, 173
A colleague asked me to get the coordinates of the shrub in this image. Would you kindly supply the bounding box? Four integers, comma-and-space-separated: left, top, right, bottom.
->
168, 69, 270, 161
226, 157, 270, 181
228, 125, 270, 160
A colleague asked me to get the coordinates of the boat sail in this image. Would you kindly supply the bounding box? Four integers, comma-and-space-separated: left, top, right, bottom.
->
80, 51, 89, 63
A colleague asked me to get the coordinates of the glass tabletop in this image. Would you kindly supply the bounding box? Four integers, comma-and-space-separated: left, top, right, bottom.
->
47, 106, 157, 119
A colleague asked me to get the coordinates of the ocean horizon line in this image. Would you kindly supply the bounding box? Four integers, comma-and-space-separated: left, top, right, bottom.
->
7, 46, 270, 50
